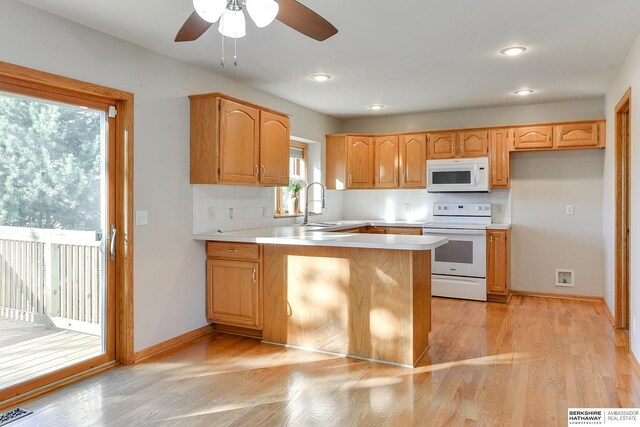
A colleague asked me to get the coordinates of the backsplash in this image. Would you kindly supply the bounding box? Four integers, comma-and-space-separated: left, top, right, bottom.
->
341, 189, 511, 224
193, 185, 344, 234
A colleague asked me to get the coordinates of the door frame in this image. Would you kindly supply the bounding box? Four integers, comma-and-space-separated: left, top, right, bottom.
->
615, 87, 631, 329
0, 61, 134, 405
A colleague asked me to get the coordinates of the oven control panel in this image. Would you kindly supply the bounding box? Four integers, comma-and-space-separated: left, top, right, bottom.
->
433, 202, 492, 217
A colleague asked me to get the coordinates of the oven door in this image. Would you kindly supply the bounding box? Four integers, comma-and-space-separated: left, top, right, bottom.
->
422, 228, 486, 277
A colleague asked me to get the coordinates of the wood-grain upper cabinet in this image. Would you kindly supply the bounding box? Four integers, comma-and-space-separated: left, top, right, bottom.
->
513, 126, 554, 150
348, 136, 374, 188
428, 132, 457, 159
219, 98, 260, 184
189, 93, 290, 185
374, 136, 399, 188
458, 130, 488, 158
489, 129, 511, 189
556, 123, 599, 148
486, 229, 510, 301
260, 111, 290, 185
399, 134, 427, 188
428, 130, 487, 159
206, 242, 262, 329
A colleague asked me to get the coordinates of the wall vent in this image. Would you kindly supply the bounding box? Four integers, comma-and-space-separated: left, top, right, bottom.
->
555, 269, 575, 287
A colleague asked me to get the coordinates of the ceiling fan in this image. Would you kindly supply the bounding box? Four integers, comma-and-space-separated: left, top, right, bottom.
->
175, 0, 338, 42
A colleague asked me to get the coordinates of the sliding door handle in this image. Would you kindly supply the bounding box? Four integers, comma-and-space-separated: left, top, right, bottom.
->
109, 224, 116, 261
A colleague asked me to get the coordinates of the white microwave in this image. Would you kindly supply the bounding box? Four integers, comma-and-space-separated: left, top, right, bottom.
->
427, 157, 489, 192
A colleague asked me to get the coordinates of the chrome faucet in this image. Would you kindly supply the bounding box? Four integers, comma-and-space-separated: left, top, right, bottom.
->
303, 181, 326, 225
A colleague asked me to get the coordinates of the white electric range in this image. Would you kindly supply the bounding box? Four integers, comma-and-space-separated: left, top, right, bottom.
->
422, 202, 491, 301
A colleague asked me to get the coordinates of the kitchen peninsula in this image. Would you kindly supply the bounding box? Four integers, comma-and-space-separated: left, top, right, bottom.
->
194, 223, 447, 366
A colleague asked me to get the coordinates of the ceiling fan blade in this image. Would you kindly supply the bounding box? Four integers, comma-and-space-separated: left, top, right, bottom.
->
175, 11, 213, 42
276, 0, 338, 41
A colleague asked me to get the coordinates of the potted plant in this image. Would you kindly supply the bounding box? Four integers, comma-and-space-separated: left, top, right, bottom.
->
286, 176, 306, 214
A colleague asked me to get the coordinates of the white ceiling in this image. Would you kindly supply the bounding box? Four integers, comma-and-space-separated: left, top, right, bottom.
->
18, 0, 640, 119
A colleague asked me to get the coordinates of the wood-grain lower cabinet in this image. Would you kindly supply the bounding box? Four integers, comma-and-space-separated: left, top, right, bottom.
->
486, 229, 510, 302
206, 242, 262, 329
489, 129, 511, 189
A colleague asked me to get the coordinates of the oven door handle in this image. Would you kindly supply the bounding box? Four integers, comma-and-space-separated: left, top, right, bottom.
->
423, 228, 486, 235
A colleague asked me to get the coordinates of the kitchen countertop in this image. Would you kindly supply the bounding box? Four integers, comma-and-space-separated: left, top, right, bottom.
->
486, 223, 512, 230
193, 220, 446, 250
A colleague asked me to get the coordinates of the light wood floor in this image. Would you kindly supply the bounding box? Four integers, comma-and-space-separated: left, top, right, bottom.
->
7, 296, 640, 426
0, 317, 101, 391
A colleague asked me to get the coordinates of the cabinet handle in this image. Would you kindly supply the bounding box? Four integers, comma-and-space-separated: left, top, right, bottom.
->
349, 174, 352, 185
548, 133, 552, 143
559, 130, 563, 142
225, 249, 238, 252
490, 236, 494, 244
255, 164, 259, 177
450, 141, 455, 155
261, 165, 265, 176
394, 174, 397, 184
252, 268, 256, 282
460, 140, 464, 156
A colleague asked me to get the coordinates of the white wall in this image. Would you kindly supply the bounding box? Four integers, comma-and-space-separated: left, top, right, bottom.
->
604, 30, 640, 357
341, 99, 606, 297
0, 0, 341, 351
343, 99, 604, 134
511, 150, 604, 296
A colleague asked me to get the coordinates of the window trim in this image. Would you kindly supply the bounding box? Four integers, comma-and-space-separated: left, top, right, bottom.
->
275, 141, 307, 217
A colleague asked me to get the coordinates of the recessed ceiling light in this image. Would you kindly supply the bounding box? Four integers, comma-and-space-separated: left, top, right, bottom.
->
369, 104, 385, 110
310, 74, 332, 82
514, 89, 534, 96
500, 46, 527, 56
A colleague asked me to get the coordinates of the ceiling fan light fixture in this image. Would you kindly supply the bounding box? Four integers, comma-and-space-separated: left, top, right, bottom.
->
219, 8, 247, 38
246, 0, 280, 28
193, 0, 227, 23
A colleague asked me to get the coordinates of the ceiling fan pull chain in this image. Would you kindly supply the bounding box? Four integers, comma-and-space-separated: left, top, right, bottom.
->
220, 34, 225, 68
234, 37, 238, 67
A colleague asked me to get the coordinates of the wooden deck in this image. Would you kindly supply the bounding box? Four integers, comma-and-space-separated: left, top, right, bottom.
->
8, 296, 640, 426
0, 317, 101, 391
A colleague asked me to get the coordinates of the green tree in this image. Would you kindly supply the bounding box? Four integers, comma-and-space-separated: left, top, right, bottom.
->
0, 93, 102, 230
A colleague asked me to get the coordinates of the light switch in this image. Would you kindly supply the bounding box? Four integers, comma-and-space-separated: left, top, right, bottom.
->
208, 207, 215, 221
566, 205, 574, 215
136, 210, 148, 225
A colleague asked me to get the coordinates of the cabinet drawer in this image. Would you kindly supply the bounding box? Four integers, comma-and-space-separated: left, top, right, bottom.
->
384, 227, 422, 235
207, 242, 260, 260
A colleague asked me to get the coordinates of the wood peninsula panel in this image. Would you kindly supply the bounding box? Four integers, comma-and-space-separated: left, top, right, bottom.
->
262, 244, 431, 366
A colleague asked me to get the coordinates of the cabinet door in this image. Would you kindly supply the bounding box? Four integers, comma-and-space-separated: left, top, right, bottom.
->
399, 134, 427, 188
487, 230, 510, 295
459, 130, 488, 158
347, 136, 374, 188
259, 111, 290, 185
207, 259, 262, 329
219, 99, 260, 184
374, 136, 399, 188
513, 126, 554, 150
556, 123, 599, 148
428, 132, 457, 159
489, 129, 511, 189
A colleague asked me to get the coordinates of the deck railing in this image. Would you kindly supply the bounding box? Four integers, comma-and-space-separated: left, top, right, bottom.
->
0, 226, 102, 334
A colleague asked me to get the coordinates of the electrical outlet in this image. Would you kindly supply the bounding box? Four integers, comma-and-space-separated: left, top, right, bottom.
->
229, 208, 234, 219
405, 203, 411, 212
208, 207, 215, 221
566, 205, 574, 215
135, 210, 148, 226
